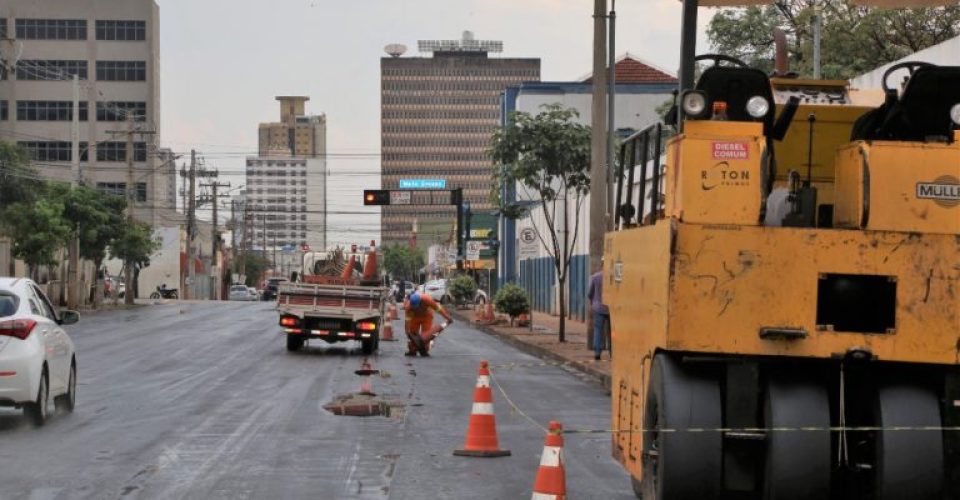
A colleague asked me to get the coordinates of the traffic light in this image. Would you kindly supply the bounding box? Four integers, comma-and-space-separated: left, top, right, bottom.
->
363, 190, 390, 206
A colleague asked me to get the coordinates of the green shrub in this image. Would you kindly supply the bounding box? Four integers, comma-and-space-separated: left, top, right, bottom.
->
493, 283, 530, 320
448, 275, 478, 305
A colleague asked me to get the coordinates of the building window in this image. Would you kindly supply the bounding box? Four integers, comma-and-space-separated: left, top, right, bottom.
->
95, 20, 146, 41
0, 19, 6, 39
0, 101, 6, 121
16, 101, 88, 121
16, 60, 88, 80
96, 142, 147, 162
17, 141, 89, 162
15, 19, 87, 40
96, 61, 146, 81
96, 182, 147, 202
96, 101, 146, 121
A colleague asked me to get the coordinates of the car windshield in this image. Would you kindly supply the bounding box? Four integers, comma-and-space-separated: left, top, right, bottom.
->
231, 286, 247, 292
0, 292, 19, 317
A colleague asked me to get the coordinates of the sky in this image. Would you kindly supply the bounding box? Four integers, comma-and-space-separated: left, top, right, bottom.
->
158, 0, 715, 248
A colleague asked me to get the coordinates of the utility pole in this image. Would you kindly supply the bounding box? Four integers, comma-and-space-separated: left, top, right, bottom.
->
108, 115, 155, 305
239, 201, 248, 279
590, 0, 608, 277
66, 74, 81, 309
607, 0, 617, 232
186, 150, 197, 300
200, 180, 230, 300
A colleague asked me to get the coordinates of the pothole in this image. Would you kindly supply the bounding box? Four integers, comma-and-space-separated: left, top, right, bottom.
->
323, 393, 406, 419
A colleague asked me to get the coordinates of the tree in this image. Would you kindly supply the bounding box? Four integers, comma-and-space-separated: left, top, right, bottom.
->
382, 244, 425, 281
707, 1, 960, 79
49, 184, 127, 307
493, 283, 531, 324
448, 274, 478, 308
0, 142, 42, 209
109, 220, 161, 305
236, 253, 271, 288
0, 198, 71, 280
490, 104, 591, 342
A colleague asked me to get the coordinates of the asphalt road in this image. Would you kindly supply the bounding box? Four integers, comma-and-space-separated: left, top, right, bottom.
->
0, 301, 634, 500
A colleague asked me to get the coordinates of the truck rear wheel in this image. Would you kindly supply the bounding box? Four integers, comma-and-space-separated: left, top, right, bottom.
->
361, 337, 376, 355
286, 335, 304, 352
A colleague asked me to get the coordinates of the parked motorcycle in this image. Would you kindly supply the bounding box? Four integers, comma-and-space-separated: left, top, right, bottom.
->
149, 286, 179, 299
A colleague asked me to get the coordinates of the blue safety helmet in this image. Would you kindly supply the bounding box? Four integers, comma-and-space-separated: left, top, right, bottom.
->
409, 293, 422, 308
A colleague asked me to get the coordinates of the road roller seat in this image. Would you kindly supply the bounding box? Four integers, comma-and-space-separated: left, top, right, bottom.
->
856, 65, 960, 143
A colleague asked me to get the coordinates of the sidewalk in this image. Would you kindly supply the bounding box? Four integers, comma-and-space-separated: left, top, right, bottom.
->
449, 307, 612, 390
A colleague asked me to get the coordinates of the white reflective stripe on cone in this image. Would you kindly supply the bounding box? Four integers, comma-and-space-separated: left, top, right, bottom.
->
471, 402, 494, 415
476, 375, 490, 388
539, 446, 563, 467
531, 493, 560, 500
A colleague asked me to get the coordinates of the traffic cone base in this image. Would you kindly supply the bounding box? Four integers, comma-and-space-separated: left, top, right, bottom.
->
453, 361, 510, 458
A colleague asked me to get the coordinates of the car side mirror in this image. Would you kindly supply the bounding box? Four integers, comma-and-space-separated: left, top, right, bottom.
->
59, 310, 80, 326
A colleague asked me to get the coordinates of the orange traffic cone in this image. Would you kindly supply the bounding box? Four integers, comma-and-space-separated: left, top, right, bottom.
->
484, 303, 495, 321
389, 303, 398, 320
531, 421, 566, 499
381, 321, 396, 341
453, 360, 510, 457
474, 305, 484, 322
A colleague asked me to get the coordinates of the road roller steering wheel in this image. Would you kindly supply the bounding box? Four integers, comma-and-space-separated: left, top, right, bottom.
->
694, 53, 749, 68
881, 61, 935, 93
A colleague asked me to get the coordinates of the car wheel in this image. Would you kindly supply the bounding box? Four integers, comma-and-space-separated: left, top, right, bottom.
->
55, 361, 76, 413
286, 335, 304, 352
24, 367, 49, 426
361, 338, 376, 355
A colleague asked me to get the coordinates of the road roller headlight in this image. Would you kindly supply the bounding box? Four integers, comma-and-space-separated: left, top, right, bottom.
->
746, 96, 770, 119
681, 91, 708, 118
950, 103, 960, 126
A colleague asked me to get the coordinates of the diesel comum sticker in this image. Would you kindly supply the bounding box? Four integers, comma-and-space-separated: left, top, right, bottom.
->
916, 175, 959, 208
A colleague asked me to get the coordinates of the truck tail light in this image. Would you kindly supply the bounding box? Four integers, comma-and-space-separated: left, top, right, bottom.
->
0, 319, 37, 340
279, 316, 300, 327
357, 322, 377, 332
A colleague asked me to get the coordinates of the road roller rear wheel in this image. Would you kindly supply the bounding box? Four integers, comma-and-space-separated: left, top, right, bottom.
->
640, 354, 722, 500
762, 371, 832, 500
874, 381, 944, 500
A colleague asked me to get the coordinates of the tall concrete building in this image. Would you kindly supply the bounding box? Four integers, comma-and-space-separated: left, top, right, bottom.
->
0, 0, 171, 225
245, 97, 327, 253
380, 32, 540, 245
258, 96, 326, 157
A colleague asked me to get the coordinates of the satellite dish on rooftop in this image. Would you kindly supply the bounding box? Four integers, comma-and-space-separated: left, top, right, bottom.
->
384, 44, 407, 58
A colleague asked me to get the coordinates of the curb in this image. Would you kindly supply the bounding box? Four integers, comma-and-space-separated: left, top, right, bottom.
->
451, 310, 612, 390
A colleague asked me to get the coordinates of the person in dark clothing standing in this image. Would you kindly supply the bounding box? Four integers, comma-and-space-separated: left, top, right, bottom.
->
587, 264, 610, 361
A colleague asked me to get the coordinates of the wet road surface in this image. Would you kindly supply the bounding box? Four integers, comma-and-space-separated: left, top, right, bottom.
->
0, 301, 634, 499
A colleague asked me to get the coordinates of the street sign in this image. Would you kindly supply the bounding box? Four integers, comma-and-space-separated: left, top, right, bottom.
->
399, 179, 446, 189
390, 190, 412, 205
466, 241, 482, 261
519, 227, 538, 259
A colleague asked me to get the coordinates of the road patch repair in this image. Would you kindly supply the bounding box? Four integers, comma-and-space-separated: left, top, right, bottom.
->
324, 358, 406, 418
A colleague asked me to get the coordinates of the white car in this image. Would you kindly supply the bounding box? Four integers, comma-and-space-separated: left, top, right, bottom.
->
422, 279, 447, 302
228, 284, 255, 301
0, 278, 78, 426
247, 287, 259, 301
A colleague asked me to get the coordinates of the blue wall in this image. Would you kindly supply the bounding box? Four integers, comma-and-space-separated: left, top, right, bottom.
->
517, 254, 590, 321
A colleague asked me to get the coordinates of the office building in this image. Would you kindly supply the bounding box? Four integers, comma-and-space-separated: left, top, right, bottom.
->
258, 96, 326, 157
380, 32, 540, 246
0, 0, 170, 225
245, 97, 327, 252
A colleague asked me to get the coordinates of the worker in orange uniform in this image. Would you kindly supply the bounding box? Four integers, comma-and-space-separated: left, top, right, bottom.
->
404, 292, 453, 357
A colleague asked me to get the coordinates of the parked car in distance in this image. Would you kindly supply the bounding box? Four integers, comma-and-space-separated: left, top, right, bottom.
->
0, 277, 78, 426
247, 287, 259, 301
229, 284, 254, 301
423, 279, 447, 302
